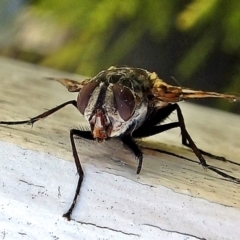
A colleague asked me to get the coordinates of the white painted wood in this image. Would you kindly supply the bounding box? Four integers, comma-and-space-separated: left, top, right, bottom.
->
0, 57, 240, 240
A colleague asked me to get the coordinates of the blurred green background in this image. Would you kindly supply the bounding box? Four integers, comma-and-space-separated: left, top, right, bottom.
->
0, 0, 239, 113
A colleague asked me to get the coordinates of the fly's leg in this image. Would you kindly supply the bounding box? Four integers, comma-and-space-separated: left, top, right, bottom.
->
182, 142, 229, 162
173, 108, 237, 164
63, 129, 93, 220
121, 135, 143, 174
0, 100, 77, 126
135, 104, 207, 167
171, 104, 208, 167
134, 103, 229, 163
133, 103, 240, 183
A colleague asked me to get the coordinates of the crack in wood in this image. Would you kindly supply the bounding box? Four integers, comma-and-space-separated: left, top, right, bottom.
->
19, 179, 45, 188
73, 219, 140, 237
142, 223, 206, 240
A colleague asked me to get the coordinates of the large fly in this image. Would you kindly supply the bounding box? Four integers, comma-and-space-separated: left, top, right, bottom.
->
0, 66, 239, 220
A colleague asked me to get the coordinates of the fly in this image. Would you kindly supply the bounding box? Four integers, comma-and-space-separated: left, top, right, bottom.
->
0, 66, 239, 220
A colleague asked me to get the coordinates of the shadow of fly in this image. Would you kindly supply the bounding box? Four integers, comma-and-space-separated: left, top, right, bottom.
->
1, 66, 240, 220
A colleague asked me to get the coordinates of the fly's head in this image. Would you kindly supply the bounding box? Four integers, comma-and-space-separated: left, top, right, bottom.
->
73, 79, 110, 142
75, 77, 113, 142
74, 67, 149, 141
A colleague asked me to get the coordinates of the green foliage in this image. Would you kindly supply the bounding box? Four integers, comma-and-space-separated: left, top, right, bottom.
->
176, 34, 216, 80
30, 0, 180, 75
222, 1, 240, 52
174, 0, 240, 112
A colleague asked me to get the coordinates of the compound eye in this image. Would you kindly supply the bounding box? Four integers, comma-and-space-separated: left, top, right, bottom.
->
113, 84, 136, 121
77, 81, 99, 115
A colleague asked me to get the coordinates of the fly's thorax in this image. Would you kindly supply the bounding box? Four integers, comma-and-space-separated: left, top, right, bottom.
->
76, 76, 148, 140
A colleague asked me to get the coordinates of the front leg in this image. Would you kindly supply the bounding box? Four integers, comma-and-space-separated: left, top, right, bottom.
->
63, 129, 94, 221
0, 100, 78, 126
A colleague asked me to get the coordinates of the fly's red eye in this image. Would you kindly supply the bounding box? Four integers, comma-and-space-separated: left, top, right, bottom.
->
113, 84, 136, 121
77, 81, 99, 114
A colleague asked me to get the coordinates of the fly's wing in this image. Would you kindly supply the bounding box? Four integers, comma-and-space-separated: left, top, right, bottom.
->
46, 77, 91, 92
148, 72, 239, 103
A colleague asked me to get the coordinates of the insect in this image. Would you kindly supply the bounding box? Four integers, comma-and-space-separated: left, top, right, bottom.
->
0, 66, 239, 220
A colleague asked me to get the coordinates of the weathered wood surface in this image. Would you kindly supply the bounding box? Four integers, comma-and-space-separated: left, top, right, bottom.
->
0, 57, 240, 239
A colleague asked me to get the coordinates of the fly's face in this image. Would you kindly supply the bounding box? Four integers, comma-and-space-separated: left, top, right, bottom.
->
76, 68, 149, 141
